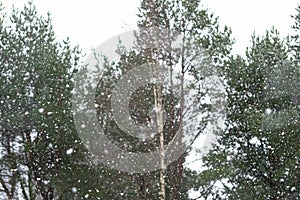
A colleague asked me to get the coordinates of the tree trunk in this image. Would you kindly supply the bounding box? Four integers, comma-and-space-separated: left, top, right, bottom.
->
153, 74, 166, 200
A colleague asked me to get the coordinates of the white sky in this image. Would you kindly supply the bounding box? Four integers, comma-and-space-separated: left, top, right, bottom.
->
202, 0, 299, 54
2, 0, 299, 56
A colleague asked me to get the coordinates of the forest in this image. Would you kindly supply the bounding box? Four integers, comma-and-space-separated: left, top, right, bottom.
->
0, 0, 300, 199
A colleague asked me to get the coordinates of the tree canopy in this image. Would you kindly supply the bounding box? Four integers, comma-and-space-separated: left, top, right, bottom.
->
0, 1, 300, 200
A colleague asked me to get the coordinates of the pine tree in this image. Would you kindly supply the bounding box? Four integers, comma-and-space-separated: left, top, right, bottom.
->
198, 25, 300, 199
90, 0, 232, 199
0, 2, 95, 199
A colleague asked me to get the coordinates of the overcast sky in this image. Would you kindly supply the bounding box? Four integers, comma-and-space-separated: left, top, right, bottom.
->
2, 0, 299, 57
